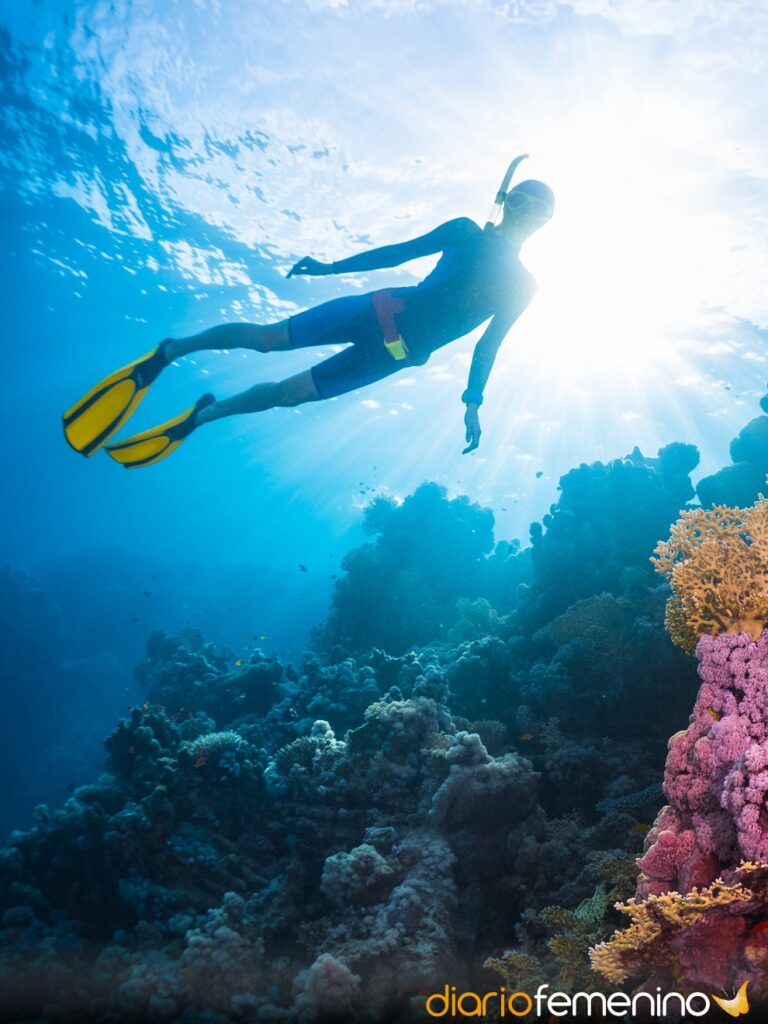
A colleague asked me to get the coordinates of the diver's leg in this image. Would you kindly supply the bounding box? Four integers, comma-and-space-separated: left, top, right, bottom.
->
195, 369, 320, 425
167, 293, 374, 361
165, 320, 291, 360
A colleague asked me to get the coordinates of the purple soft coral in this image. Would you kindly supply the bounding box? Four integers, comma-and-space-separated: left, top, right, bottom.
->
638, 629, 768, 898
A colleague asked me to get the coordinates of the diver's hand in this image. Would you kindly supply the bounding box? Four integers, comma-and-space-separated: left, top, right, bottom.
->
287, 256, 333, 278
462, 403, 481, 454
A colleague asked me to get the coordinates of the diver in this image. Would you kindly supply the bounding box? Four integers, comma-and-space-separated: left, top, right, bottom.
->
63, 158, 554, 468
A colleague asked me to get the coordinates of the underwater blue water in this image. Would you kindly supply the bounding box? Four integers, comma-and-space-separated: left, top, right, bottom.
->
1, 0, 768, 934
3, 5, 768, 1021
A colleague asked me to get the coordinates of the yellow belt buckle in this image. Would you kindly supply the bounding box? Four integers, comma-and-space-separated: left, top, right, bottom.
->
384, 335, 408, 361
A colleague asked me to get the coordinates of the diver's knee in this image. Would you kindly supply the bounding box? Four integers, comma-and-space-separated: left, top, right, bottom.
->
253, 321, 291, 353
276, 371, 319, 407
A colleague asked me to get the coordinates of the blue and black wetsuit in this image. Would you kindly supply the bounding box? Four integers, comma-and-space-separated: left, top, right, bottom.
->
288, 217, 536, 400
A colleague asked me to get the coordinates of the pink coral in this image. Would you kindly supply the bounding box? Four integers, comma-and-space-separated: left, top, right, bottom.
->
637, 629, 768, 898
670, 914, 748, 989
594, 514, 768, 1001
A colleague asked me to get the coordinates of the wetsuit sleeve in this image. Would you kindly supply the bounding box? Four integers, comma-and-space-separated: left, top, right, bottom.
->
466, 277, 537, 401
330, 218, 476, 274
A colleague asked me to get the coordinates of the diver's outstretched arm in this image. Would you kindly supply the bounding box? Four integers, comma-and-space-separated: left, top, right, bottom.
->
288, 217, 475, 277
461, 313, 516, 454
466, 315, 513, 399
464, 280, 536, 400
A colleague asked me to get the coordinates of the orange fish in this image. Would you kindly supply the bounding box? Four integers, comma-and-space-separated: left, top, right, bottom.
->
631, 822, 651, 835
707, 706, 723, 721
194, 754, 207, 769
520, 732, 534, 742
751, 921, 768, 935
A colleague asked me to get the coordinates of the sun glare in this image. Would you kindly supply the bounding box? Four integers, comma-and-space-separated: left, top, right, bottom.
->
512, 91, 725, 384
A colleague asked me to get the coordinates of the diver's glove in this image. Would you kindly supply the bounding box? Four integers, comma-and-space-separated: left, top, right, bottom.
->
287, 256, 334, 278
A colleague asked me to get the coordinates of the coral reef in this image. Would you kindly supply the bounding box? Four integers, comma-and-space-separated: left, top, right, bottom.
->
518, 442, 699, 630
592, 496, 768, 1005
590, 862, 768, 997
0, 641, 549, 1022
315, 482, 496, 656
652, 498, 768, 653
637, 629, 768, 896
697, 393, 768, 508
1, 441, 720, 1021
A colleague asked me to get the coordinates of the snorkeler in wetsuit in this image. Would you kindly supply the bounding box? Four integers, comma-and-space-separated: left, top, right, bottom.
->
63, 175, 554, 468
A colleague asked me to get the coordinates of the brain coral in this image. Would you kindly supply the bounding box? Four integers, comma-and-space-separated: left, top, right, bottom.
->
651, 497, 768, 653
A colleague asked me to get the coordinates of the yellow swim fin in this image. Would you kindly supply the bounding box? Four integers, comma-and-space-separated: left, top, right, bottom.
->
63, 340, 171, 457
105, 393, 215, 469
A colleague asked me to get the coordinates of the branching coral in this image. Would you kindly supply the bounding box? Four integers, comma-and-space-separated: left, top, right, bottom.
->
590, 863, 768, 992
651, 498, 768, 653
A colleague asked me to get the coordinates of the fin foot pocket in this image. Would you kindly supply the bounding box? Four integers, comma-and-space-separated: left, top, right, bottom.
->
105, 393, 215, 469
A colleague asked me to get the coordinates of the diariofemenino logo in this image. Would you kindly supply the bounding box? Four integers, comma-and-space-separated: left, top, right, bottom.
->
424, 980, 750, 1018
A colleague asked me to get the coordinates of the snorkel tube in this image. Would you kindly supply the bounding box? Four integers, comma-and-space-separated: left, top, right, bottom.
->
485, 153, 529, 228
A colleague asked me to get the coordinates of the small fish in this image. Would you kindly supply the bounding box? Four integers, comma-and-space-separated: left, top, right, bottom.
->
150, 574, 158, 580
751, 920, 768, 935
631, 822, 651, 835
519, 732, 534, 743
298, 564, 308, 573
707, 706, 723, 721
143, 590, 151, 597
129, 616, 139, 623
194, 754, 207, 768
329, 575, 337, 580
128, 745, 135, 754
234, 659, 243, 667
536, 471, 543, 478
66, 782, 76, 794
